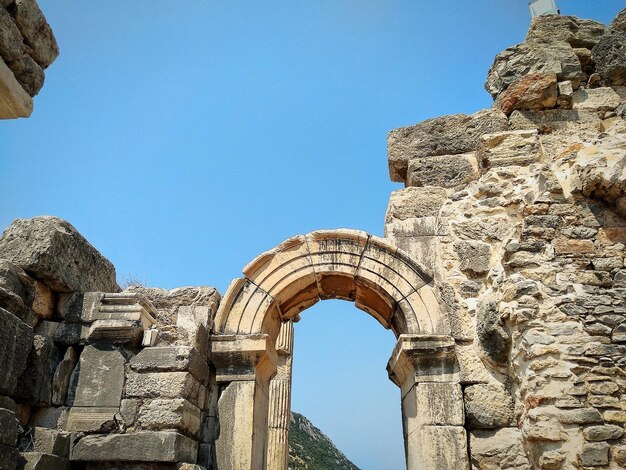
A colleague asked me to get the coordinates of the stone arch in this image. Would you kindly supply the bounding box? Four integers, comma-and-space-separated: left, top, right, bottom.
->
214, 229, 449, 339
210, 229, 467, 470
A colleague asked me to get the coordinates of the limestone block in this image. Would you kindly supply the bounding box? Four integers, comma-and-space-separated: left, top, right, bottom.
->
496, 72, 558, 115
526, 15, 609, 48
414, 383, 464, 426
71, 431, 198, 463
464, 383, 513, 428
612, 8, 626, 33
486, 41, 584, 97
125, 372, 204, 409
31, 280, 53, 318
137, 398, 201, 437
407, 153, 478, 188
592, 32, 626, 86
0, 444, 18, 470
455, 343, 490, 384
0, 307, 33, 395
385, 187, 447, 223
469, 428, 531, 469
66, 406, 117, 432
478, 130, 542, 168
0, 217, 118, 293
53, 323, 88, 346
0, 54, 32, 119
388, 109, 508, 182
453, 240, 491, 275
477, 301, 510, 366
130, 346, 209, 385
70, 344, 124, 408
579, 442, 609, 466
614, 445, 626, 466
0, 258, 34, 323
51, 346, 78, 405
7, 54, 43, 97
509, 108, 602, 131
557, 80, 574, 109
11, 0, 59, 68
15, 334, 60, 405
31, 427, 70, 457
86, 319, 144, 344
0, 408, 17, 446
29, 407, 68, 430
412, 426, 469, 470
176, 306, 211, 357
18, 452, 70, 470
583, 424, 624, 441
0, 8, 25, 62
573, 87, 621, 112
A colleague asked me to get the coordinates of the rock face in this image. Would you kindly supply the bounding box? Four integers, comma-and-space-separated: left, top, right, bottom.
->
0, 217, 119, 293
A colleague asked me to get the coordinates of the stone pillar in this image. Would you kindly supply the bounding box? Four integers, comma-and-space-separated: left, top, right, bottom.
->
266, 321, 295, 470
209, 334, 278, 470
387, 335, 469, 470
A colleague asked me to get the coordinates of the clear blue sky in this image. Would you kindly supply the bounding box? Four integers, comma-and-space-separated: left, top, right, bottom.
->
1, 1, 621, 468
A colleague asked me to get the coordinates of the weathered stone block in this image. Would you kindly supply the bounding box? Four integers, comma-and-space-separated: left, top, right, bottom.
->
509, 108, 602, 131
125, 372, 204, 409
579, 442, 609, 466
66, 406, 117, 432
414, 383, 464, 426
0, 307, 33, 395
453, 240, 491, 275
86, 319, 143, 344
583, 424, 624, 441
70, 344, 124, 408
0, 217, 118, 293
387, 109, 508, 182
29, 407, 68, 430
496, 72, 558, 115
526, 15, 609, 48
11, 0, 59, 68
470, 428, 531, 469
0, 444, 18, 470
407, 153, 478, 188
385, 187, 447, 223
573, 87, 621, 112
592, 32, 626, 86
31, 280, 53, 318
137, 398, 201, 437
15, 334, 59, 405
413, 426, 468, 470
0, 408, 17, 446
0, 257, 34, 324
477, 301, 510, 366
6, 54, 43, 97
464, 383, 513, 428
478, 130, 542, 168
0, 8, 25, 62
71, 431, 198, 463
18, 452, 70, 470
130, 346, 209, 385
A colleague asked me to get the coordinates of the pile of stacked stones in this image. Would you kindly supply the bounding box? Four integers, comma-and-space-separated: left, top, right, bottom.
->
0, 0, 58, 97
385, 8, 626, 470
0, 217, 220, 470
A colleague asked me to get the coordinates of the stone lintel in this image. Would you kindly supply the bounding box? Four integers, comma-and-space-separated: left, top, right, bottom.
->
209, 334, 278, 383
387, 334, 458, 392
83, 292, 157, 327
0, 56, 33, 119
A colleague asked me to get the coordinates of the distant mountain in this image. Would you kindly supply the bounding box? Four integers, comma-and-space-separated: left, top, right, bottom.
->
288, 412, 361, 470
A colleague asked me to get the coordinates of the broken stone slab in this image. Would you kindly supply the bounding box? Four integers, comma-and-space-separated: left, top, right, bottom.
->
137, 398, 202, 437
51, 346, 78, 406
526, 15, 609, 49
71, 431, 198, 463
6, 54, 43, 97
0, 308, 33, 396
70, 344, 124, 408
0, 7, 25, 62
130, 346, 209, 385
478, 129, 542, 168
572, 86, 622, 113
10, 0, 59, 69
387, 109, 508, 182
592, 32, 626, 86
125, 372, 205, 409
0, 217, 119, 293
18, 452, 70, 470
485, 41, 584, 98
464, 383, 513, 428
495, 72, 558, 115
31, 427, 70, 457
0, 408, 18, 446
0, 258, 35, 325
406, 153, 478, 188
15, 334, 60, 405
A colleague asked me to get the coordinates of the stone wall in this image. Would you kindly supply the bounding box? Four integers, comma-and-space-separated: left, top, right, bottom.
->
385, 10, 626, 470
0, 0, 58, 118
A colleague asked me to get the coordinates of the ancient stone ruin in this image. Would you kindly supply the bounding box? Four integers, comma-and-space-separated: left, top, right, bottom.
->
1, 4, 626, 470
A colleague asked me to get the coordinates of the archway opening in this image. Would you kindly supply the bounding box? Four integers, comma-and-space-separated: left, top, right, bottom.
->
290, 299, 404, 469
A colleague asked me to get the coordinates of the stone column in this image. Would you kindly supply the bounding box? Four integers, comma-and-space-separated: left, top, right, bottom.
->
387, 335, 469, 470
209, 334, 278, 470
266, 321, 295, 470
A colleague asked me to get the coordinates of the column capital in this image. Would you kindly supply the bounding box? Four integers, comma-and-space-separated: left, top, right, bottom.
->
209, 334, 278, 383
387, 334, 458, 393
